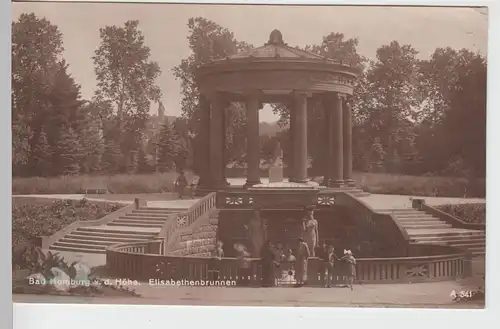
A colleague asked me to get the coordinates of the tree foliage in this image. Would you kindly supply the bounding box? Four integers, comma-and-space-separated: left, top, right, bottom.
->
93, 20, 162, 173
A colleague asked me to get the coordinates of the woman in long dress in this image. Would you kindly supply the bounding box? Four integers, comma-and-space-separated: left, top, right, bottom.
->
260, 240, 276, 287
295, 237, 310, 287
246, 209, 267, 258
302, 207, 319, 257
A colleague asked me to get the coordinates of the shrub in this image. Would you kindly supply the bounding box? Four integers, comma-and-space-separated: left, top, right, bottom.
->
435, 203, 486, 224
12, 199, 121, 250
12, 171, 194, 195
354, 172, 485, 198
12, 170, 485, 198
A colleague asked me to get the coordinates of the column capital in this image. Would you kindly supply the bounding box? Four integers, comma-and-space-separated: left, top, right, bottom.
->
292, 90, 313, 99
323, 91, 347, 101
205, 91, 230, 107
243, 90, 264, 110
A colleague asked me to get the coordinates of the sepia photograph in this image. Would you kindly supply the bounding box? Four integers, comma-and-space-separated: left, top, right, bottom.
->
10, 0, 488, 310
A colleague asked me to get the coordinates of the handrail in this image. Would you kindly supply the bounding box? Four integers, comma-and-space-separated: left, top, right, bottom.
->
106, 241, 472, 284
154, 192, 217, 254
335, 192, 411, 255
109, 240, 467, 261
418, 202, 485, 230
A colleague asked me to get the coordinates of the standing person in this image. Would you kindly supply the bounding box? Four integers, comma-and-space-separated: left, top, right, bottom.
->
175, 170, 188, 199
302, 206, 319, 257
210, 240, 224, 281
260, 240, 276, 287
234, 244, 251, 287
245, 207, 267, 258
341, 249, 357, 290
325, 246, 338, 288
295, 237, 310, 287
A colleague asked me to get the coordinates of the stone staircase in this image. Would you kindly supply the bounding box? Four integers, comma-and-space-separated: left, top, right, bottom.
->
49, 206, 191, 254
378, 208, 485, 255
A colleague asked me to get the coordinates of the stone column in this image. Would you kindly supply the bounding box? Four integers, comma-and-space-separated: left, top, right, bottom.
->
343, 97, 354, 186
321, 96, 331, 187
244, 92, 262, 188
209, 93, 226, 189
288, 103, 296, 182
328, 92, 344, 187
197, 94, 211, 189
293, 91, 308, 183
221, 104, 230, 186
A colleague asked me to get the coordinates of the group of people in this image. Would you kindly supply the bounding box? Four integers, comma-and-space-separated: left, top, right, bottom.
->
208, 204, 357, 289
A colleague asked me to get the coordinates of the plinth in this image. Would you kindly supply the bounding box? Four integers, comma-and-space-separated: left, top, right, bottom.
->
248, 182, 320, 209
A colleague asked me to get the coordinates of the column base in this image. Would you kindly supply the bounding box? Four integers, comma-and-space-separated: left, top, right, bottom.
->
343, 179, 356, 187
244, 180, 261, 189
209, 181, 229, 190
325, 179, 345, 188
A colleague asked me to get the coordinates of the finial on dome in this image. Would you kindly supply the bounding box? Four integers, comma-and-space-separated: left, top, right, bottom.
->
267, 29, 284, 46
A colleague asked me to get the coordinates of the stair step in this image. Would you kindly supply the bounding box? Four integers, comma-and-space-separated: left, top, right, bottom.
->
118, 217, 167, 223
64, 233, 152, 243
49, 245, 106, 254
53, 241, 107, 250
140, 207, 187, 212
60, 237, 113, 246
401, 224, 453, 229
413, 236, 485, 244
108, 222, 164, 228
395, 219, 444, 224
76, 227, 158, 237
120, 215, 171, 221
392, 214, 437, 219
129, 212, 174, 218
407, 230, 485, 238
450, 242, 486, 248
378, 209, 421, 213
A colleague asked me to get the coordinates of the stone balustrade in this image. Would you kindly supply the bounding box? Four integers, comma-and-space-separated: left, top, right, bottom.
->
106, 242, 471, 285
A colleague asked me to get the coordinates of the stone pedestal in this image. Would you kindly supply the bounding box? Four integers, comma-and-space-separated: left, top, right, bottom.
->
248, 185, 319, 209
269, 165, 284, 183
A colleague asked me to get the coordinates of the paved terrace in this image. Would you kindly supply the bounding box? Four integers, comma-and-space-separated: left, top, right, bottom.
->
13, 280, 484, 308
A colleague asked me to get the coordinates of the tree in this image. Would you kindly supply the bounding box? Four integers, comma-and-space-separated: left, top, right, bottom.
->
78, 114, 104, 174
101, 138, 122, 175
136, 146, 151, 174
57, 127, 81, 176
30, 129, 51, 176
156, 119, 179, 173
173, 17, 253, 169
443, 53, 487, 177
12, 13, 64, 176
361, 41, 421, 172
93, 20, 162, 170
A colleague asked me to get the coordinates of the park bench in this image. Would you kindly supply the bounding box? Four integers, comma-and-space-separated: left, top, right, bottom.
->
82, 181, 109, 195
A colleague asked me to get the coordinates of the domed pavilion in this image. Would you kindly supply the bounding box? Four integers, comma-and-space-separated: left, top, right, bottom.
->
195, 29, 360, 191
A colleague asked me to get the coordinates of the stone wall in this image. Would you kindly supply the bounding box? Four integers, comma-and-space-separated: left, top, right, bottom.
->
169, 217, 219, 257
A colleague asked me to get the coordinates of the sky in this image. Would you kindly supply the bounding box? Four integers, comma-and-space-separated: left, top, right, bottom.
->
12, 2, 488, 122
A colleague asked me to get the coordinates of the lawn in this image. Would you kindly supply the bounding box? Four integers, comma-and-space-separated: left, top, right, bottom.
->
12, 171, 485, 198
435, 203, 486, 224
353, 172, 485, 198
12, 198, 122, 254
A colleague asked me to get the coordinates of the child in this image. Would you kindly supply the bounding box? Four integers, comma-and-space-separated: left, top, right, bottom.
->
210, 241, 224, 281
234, 244, 251, 287
341, 249, 356, 290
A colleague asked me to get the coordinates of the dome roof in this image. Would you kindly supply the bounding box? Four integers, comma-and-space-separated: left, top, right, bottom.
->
227, 29, 325, 61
